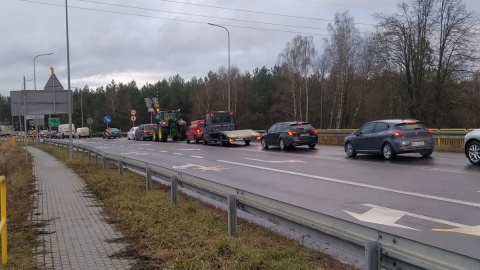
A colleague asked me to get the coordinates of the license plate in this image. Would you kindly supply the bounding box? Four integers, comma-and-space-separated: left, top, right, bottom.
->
300, 133, 309, 137
411, 141, 424, 146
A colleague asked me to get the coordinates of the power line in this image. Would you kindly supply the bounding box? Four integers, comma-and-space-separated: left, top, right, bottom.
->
76, 0, 333, 32
17, 0, 332, 36
147, 0, 376, 26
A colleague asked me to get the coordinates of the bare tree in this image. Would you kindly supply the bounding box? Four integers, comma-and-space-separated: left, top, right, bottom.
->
324, 11, 362, 129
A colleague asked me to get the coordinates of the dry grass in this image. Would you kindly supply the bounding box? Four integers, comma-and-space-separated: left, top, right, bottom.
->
0, 142, 37, 270
36, 144, 358, 270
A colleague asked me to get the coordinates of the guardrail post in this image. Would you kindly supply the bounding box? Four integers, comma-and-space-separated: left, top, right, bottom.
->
95, 152, 99, 164
103, 154, 108, 169
170, 176, 178, 205
227, 195, 237, 237
88, 149, 92, 160
146, 165, 152, 191
365, 241, 380, 270
118, 159, 124, 176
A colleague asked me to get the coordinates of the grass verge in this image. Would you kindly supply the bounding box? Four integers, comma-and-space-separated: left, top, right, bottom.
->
0, 142, 37, 270
36, 144, 358, 270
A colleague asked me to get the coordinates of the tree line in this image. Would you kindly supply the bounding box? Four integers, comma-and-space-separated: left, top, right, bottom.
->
2, 0, 479, 132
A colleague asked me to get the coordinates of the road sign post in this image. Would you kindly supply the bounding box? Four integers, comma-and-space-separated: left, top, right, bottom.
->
103, 115, 111, 128
86, 117, 93, 133
130, 109, 136, 126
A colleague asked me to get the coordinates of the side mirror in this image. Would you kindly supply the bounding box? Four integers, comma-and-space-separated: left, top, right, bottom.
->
355, 130, 362, 136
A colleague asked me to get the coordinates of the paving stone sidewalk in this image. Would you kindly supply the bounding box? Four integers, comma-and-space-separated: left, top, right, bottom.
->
29, 147, 134, 270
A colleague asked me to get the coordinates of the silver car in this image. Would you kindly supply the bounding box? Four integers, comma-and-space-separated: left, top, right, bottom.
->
464, 128, 480, 165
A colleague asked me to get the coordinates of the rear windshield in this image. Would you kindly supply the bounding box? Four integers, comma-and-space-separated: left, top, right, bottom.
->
395, 122, 426, 131
144, 125, 155, 130
289, 124, 315, 131
212, 114, 232, 123
110, 128, 120, 132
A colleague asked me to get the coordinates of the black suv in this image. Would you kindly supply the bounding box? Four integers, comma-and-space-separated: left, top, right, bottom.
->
261, 122, 318, 150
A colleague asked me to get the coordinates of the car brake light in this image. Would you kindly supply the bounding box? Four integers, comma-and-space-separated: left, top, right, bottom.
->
311, 130, 317, 134
427, 129, 432, 135
144, 130, 148, 133
392, 132, 405, 138
405, 121, 416, 124
256, 136, 261, 140
287, 131, 298, 136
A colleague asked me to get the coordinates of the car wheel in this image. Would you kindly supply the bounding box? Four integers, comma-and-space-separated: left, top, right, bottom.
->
279, 139, 287, 151
244, 140, 251, 146
382, 143, 396, 160
135, 136, 138, 141
420, 149, 433, 158
202, 137, 208, 145
467, 141, 480, 165
345, 142, 357, 157
128, 136, 130, 140
261, 138, 269, 150
308, 144, 316, 149
194, 135, 200, 144
186, 136, 190, 143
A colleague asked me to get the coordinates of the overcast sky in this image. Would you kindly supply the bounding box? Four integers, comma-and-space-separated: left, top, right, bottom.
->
1, 0, 479, 97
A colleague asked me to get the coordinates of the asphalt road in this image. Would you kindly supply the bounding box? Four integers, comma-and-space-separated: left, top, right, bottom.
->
65, 137, 480, 259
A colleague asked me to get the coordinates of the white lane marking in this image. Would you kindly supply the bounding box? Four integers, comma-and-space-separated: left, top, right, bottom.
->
174, 148, 201, 151
120, 152, 147, 155
346, 204, 480, 235
172, 163, 228, 172
190, 156, 204, 159
173, 153, 183, 155
245, 158, 305, 164
160, 151, 168, 153
147, 149, 155, 151
138, 147, 144, 150
217, 160, 480, 208
127, 146, 134, 148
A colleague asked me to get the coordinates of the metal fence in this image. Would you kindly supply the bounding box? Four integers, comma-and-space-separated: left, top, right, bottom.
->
45, 140, 479, 270
0, 175, 7, 265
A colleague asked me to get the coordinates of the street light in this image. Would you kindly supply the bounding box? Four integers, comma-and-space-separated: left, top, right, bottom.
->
72, 87, 83, 128
208, 23, 230, 112
34, 53, 53, 90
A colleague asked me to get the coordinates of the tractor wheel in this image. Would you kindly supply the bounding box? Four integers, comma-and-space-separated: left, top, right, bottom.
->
161, 128, 168, 142
172, 136, 179, 141
179, 126, 186, 141
154, 128, 160, 142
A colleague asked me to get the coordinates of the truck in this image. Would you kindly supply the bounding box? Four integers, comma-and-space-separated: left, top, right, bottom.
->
153, 109, 187, 142
201, 111, 260, 146
0, 125, 13, 136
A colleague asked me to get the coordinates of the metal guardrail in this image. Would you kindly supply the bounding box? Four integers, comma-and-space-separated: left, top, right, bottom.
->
0, 175, 7, 265
44, 140, 480, 270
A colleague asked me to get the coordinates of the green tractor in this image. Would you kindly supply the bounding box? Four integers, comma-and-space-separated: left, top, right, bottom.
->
153, 109, 187, 142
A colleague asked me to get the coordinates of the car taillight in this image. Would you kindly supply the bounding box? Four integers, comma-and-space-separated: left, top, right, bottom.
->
144, 130, 148, 133
197, 130, 201, 134
311, 130, 317, 134
427, 129, 432, 135
287, 131, 298, 136
392, 132, 405, 138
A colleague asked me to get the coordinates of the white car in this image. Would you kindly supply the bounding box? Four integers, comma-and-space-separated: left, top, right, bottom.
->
465, 128, 480, 165
127, 126, 138, 140
75, 127, 90, 139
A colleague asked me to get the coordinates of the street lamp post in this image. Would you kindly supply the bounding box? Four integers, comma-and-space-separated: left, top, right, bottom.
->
34, 53, 53, 91
208, 23, 230, 112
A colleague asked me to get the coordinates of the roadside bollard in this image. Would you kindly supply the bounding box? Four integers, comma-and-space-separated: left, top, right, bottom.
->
145, 165, 152, 191
227, 195, 237, 237
170, 176, 178, 205
365, 241, 380, 270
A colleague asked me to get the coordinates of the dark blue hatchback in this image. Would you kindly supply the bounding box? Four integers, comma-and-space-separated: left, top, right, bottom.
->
344, 119, 434, 160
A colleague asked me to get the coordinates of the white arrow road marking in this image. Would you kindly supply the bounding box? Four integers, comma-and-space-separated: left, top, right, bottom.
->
190, 156, 204, 159
172, 163, 228, 172
217, 160, 480, 208
345, 204, 480, 235
120, 152, 147, 155
245, 158, 305, 164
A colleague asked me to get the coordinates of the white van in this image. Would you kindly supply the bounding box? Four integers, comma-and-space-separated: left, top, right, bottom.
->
58, 124, 76, 139
75, 127, 90, 139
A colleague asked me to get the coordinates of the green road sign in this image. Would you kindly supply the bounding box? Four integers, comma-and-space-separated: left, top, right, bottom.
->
48, 118, 60, 128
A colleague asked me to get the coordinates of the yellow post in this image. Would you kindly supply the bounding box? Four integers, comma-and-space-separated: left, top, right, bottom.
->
0, 176, 6, 265
10, 136, 15, 147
